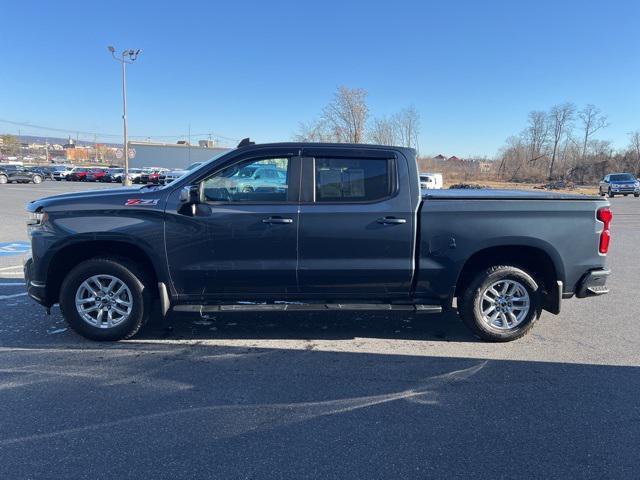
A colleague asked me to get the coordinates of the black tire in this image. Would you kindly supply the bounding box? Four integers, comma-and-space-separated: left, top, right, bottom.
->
459, 265, 542, 342
0, 174, 7, 184
59, 258, 153, 341
635, 194, 639, 198
608, 188, 614, 198
32, 175, 42, 184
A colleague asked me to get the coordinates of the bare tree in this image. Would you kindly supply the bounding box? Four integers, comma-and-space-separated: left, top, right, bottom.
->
369, 116, 397, 145
393, 105, 420, 150
547, 103, 575, 179
523, 110, 549, 161
322, 86, 369, 143
578, 104, 608, 162
294, 119, 334, 143
629, 131, 640, 175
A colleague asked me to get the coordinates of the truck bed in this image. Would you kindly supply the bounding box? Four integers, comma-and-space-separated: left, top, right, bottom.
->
416, 189, 609, 303
423, 189, 601, 201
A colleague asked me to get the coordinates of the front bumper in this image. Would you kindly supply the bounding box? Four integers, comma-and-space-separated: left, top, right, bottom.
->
24, 257, 49, 307
575, 268, 610, 298
610, 185, 640, 194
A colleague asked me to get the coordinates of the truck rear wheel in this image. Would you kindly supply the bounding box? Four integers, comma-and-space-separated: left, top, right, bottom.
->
459, 265, 541, 342
59, 258, 152, 341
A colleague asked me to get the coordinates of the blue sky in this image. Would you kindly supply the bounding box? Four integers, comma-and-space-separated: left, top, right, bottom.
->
1, 0, 638, 157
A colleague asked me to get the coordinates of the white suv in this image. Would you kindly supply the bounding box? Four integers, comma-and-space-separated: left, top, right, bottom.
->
51, 165, 75, 181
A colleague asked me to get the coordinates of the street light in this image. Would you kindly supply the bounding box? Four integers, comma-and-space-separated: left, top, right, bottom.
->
108, 45, 142, 186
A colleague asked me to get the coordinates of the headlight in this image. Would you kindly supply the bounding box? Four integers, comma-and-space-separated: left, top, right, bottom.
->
26, 210, 48, 226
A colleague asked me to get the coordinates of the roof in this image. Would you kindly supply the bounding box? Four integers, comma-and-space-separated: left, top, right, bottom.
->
232, 142, 416, 158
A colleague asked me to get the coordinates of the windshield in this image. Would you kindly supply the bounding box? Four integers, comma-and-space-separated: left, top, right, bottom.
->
146, 150, 232, 190
173, 150, 232, 177
610, 174, 635, 182
186, 162, 203, 171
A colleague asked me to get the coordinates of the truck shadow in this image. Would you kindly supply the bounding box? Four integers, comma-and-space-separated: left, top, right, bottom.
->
0, 340, 637, 478
140, 308, 479, 343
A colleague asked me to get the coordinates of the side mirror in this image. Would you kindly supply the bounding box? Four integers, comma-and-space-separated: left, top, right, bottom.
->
179, 184, 200, 204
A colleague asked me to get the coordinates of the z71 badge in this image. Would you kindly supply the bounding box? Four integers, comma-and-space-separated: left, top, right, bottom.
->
125, 199, 159, 206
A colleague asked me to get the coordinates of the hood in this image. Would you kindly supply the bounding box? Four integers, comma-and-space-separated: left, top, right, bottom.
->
26, 186, 157, 212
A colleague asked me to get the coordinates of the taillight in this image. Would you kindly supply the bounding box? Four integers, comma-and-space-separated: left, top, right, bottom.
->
597, 207, 613, 254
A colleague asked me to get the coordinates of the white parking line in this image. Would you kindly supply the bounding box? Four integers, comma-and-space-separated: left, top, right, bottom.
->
0, 265, 23, 271
0, 282, 24, 286
0, 293, 27, 300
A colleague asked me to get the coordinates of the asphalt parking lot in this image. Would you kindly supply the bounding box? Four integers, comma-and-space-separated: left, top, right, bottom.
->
0, 180, 638, 479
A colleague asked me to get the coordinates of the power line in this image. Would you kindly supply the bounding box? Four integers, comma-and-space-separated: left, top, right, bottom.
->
0, 118, 240, 143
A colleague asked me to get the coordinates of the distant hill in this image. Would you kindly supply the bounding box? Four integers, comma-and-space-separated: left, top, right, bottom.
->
3, 134, 121, 148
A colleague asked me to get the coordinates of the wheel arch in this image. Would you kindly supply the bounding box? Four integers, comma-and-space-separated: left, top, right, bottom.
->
46, 239, 161, 305
454, 243, 563, 313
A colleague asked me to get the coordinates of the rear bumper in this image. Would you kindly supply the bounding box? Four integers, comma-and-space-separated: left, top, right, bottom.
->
24, 257, 50, 307
575, 268, 610, 298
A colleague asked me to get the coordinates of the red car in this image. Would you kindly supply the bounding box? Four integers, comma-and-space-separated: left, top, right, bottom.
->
139, 168, 167, 184
86, 168, 108, 182
68, 167, 89, 181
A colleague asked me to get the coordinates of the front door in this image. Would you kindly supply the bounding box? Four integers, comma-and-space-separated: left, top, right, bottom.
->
165, 152, 301, 300
297, 149, 415, 298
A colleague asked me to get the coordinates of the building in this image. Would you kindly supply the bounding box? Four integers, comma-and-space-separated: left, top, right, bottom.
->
478, 161, 493, 174
128, 141, 230, 169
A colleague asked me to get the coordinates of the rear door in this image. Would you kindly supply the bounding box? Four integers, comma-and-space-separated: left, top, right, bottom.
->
13, 167, 30, 181
164, 148, 301, 300
297, 147, 415, 298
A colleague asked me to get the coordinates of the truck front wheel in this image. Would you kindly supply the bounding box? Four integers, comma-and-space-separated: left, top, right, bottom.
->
59, 258, 152, 341
459, 265, 541, 342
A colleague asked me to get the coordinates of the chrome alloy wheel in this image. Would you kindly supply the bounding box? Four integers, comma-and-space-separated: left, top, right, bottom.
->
480, 279, 530, 330
75, 275, 133, 328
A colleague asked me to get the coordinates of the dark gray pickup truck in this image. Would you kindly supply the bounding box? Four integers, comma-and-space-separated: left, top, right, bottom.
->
24, 141, 612, 341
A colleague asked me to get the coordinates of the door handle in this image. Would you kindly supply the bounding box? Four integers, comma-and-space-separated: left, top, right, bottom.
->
262, 217, 293, 224
377, 217, 407, 225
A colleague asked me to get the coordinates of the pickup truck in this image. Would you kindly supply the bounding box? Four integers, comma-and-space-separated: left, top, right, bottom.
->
24, 141, 612, 342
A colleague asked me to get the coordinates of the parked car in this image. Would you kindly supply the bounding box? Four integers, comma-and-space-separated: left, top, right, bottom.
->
140, 168, 168, 184
26, 166, 53, 180
24, 141, 612, 342
230, 163, 286, 193
67, 167, 90, 181
420, 173, 443, 190
0, 164, 45, 184
85, 168, 108, 182
598, 173, 640, 198
101, 168, 124, 183
51, 165, 75, 181
159, 162, 203, 185
126, 168, 144, 184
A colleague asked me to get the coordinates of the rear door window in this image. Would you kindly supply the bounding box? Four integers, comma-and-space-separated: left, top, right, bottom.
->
314, 158, 393, 202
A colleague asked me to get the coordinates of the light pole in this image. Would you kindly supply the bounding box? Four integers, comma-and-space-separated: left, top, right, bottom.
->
108, 46, 141, 186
